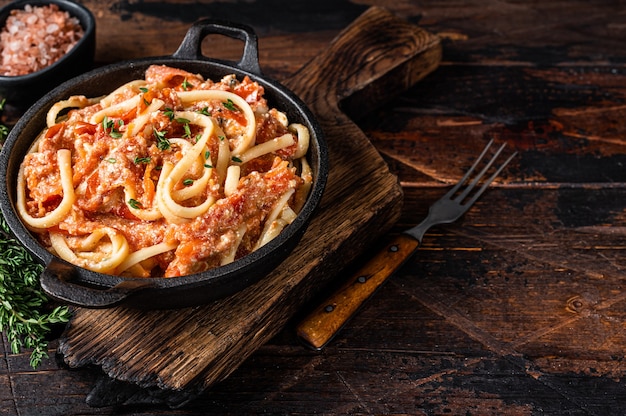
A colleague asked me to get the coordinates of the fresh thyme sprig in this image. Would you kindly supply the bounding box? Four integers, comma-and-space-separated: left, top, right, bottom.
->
0, 98, 9, 144
0, 102, 71, 368
0, 217, 72, 368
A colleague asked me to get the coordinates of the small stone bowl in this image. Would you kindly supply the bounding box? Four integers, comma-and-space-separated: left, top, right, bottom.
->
0, 0, 95, 109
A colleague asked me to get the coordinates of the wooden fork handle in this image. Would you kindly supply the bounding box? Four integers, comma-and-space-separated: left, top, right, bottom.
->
296, 233, 420, 350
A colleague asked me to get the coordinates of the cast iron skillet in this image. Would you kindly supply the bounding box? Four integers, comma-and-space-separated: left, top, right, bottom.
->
0, 19, 328, 309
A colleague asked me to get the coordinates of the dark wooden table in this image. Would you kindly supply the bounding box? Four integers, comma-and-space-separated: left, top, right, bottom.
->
3, 1, 626, 414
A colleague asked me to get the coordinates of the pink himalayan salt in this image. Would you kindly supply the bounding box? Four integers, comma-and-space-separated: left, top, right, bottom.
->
0, 4, 84, 76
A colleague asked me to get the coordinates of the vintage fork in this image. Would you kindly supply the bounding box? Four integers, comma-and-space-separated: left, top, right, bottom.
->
296, 139, 517, 350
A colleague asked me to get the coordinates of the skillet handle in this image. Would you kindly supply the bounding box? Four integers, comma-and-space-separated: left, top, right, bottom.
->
39, 258, 154, 309
173, 18, 262, 75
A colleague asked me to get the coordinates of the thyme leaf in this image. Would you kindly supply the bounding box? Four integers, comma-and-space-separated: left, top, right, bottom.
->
176, 118, 192, 139
197, 107, 210, 116
0, 216, 71, 369
0, 98, 8, 144
102, 116, 123, 138
133, 156, 151, 164
164, 107, 175, 121
153, 127, 171, 151
223, 99, 238, 112
128, 198, 142, 209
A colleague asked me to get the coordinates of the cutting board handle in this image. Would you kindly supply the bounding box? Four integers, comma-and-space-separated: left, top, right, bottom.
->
286, 6, 441, 118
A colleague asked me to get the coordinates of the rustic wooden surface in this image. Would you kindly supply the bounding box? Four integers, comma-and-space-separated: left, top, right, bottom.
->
3, 0, 626, 415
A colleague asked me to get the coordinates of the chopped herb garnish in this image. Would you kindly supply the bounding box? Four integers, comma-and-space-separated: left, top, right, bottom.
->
231, 156, 242, 163
153, 128, 171, 151
164, 108, 175, 120
182, 178, 194, 186
139, 87, 149, 93
182, 78, 191, 90
175, 118, 192, 139
223, 99, 238, 112
134, 156, 151, 164
203, 150, 212, 167
183, 125, 192, 139
102, 116, 123, 138
197, 107, 210, 116
128, 198, 142, 209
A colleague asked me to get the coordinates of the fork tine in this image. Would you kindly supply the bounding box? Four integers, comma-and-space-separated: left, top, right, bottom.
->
455, 141, 507, 202
462, 149, 517, 207
443, 139, 495, 199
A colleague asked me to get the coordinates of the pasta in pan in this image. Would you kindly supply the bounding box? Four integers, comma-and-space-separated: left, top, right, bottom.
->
17, 65, 312, 277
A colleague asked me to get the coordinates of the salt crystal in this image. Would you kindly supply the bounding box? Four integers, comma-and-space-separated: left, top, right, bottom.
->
46, 23, 59, 33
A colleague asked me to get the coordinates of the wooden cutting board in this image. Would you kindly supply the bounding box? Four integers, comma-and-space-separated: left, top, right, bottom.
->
57, 7, 441, 406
